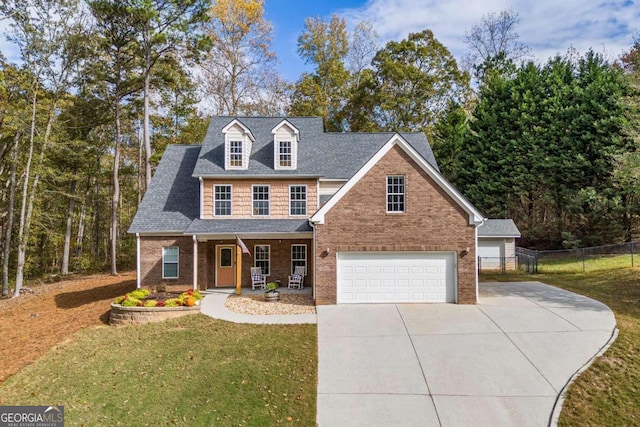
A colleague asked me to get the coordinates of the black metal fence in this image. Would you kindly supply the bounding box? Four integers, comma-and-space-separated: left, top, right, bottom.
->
477, 256, 518, 274
515, 241, 640, 274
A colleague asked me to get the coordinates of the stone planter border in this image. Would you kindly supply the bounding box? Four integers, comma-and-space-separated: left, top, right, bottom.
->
110, 303, 200, 326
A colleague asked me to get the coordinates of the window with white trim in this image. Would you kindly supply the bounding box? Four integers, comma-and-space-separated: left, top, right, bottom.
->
162, 247, 179, 278
254, 245, 270, 275
289, 185, 307, 216
214, 185, 232, 216
291, 244, 307, 275
387, 175, 405, 212
279, 141, 292, 167
229, 140, 243, 167
252, 185, 270, 216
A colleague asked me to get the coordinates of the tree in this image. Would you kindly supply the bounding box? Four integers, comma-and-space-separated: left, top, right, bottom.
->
457, 50, 629, 248
464, 9, 530, 85
130, 0, 209, 189
0, 0, 87, 296
369, 29, 471, 134
197, 0, 284, 115
89, 0, 142, 275
289, 14, 350, 131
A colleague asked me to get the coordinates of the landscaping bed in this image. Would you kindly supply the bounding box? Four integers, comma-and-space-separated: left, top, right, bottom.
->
225, 293, 316, 315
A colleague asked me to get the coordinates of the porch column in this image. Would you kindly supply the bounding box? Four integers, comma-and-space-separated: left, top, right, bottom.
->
235, 244, 242, 295
136, 233, 141, 289
192, 235, 198, 291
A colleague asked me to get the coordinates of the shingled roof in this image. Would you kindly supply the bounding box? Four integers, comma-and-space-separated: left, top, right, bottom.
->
128, 145, 200, 233
130, 116, 443, 234
191, 116, 439, 179
477, 219, 521, 238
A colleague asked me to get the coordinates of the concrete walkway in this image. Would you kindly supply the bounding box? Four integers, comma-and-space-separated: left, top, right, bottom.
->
199, 287, 316, 324
316, 282, 617, 427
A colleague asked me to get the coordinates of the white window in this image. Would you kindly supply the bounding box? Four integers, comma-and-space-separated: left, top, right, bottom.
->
291, 244, 307, 275
255, 245, 270, 275
272, 120, 298, 170
162, 247, 179, 278
289, 185, 307, 216
387, 175, 405, 213
279, 141, 292, 167
223, 120, 254, 170
252, 185, 270, 216
229, 140, 243, 167
214, 185, 232, 216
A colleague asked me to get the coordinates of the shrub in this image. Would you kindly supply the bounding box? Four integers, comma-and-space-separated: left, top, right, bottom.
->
144, 300, 157, 307
113, 295, 126, 304
164, 298, 182, 307
156, 301, 166, 307
128, 289, 150, 300
121, 296, 141, 307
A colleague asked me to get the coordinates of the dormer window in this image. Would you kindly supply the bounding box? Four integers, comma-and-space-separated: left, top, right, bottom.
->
223, 119, 254, 170
272, 119, 299, 170
278, 140, 292, 167
229, 140, 243, 167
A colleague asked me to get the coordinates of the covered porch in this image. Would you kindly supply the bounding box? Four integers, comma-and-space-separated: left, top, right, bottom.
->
185, 219, 314, 295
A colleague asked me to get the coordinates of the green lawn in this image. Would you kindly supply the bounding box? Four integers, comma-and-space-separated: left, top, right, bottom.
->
536, 253, 637, 273
0, 315, 317, 426
482, 267, 640, 426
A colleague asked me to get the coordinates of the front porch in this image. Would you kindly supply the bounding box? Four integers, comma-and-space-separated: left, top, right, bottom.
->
194, 238, 314, 292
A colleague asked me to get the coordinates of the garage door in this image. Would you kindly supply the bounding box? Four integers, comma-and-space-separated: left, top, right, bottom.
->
478, 240, 503, 269
336, 252, 456, 303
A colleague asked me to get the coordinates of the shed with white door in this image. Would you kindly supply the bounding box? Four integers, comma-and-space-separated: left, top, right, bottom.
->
477, 219, 521, 271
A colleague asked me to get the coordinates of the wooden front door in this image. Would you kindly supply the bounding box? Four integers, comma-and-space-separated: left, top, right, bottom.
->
216, 245, 235, 287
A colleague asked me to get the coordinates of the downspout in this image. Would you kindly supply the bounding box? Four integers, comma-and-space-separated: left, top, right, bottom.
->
310, 220, 316, 301
136, 233, 141, 289
193, 235, 198, 291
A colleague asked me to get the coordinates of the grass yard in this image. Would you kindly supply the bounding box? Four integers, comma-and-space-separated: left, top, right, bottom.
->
0, 314, 317, 426
537, 253, 637, 273
482, 267, 640, 426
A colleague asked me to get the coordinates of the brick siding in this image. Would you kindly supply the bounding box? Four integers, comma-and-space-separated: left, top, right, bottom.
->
315, 144, 477, 305
139, 236, 194, 287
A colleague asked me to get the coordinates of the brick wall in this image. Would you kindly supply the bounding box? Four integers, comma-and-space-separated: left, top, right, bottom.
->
139, 236, 194, 287
193, 238, 313, 289
315, 145, 477, 305
201, 178, 318, 219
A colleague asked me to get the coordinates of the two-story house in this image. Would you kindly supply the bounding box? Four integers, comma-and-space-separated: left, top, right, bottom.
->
128, 116, 485, 304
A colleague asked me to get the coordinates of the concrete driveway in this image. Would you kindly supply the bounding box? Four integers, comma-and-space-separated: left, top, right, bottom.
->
316, 281, 617, 427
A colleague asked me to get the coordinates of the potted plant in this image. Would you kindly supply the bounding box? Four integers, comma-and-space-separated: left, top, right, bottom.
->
265, 281, 280, 302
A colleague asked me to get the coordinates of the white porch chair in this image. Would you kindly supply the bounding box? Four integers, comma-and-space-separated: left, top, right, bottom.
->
288, 266, 306, 289
251, 267, 266, 290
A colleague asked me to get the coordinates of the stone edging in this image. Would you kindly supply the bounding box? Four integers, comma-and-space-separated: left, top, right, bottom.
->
110, 303, 200, 326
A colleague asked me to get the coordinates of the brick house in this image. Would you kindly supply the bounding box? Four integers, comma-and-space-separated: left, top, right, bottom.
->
128, 116, 485, 304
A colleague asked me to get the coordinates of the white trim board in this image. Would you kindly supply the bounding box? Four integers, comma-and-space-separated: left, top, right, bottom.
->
310, 133, 485, 225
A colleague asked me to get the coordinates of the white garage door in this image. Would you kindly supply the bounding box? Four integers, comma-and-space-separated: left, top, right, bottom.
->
336, 252, 456, 303
478, 240, 504, 269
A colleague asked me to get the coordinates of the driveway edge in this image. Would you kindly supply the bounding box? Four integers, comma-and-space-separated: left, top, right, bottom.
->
548, 327, 619, 427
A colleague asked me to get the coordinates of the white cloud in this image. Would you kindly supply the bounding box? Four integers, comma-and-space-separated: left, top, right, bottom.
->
337, 0, 639, 65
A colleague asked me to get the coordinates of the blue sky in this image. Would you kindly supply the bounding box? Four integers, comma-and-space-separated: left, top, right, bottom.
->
264, 0, 640, 82
0, 0, 637, 83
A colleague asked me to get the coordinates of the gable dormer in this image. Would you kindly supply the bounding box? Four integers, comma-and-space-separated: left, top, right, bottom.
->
223, 119, 254, 170
272, 119, 299, 170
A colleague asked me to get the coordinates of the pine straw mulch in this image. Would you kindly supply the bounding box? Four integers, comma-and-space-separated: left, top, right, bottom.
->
225, 293, 316, 316
0, 272, 137, 384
